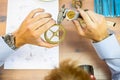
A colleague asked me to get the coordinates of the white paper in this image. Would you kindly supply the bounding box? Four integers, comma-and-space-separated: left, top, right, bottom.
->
4, 0, 59, 69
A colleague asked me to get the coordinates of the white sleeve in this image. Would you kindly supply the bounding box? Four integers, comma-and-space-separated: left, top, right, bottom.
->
92, 34, 120, 79
0, 37, 15, 66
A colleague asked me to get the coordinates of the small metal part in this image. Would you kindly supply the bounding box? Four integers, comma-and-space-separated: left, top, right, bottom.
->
107, 21, 116, 27
44, 24, 66, 44
44, 5, 67, 44
57, 4, 68, 24
84, 9, 89, 11
72, 0, 82, 9
57, 4, 80, 22
66, 10, 79, 20
79, 65, 94, 75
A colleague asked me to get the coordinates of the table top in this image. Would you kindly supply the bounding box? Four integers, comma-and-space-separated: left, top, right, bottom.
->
0, 0, 120, 80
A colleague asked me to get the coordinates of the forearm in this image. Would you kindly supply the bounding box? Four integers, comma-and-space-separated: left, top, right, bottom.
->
0, 37, 15, 66
92, 34, 120, 79
92, 34, 120, 59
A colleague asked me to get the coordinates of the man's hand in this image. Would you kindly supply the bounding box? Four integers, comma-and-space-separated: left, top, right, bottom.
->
73, 8, 109, 42
13, 8, 57, 48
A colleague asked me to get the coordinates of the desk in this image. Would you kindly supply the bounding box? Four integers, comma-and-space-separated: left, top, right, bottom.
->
0, 0, 120, 80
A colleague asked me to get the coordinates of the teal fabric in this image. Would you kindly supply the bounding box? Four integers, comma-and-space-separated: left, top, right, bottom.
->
94, 0, 120, 17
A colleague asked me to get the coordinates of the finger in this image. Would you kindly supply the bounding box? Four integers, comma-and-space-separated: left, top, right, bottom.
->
31, 18, 52, 30
31, 13, 52, 22
40, 42, 58, 48
77, 8, 94, 26
86, 10, 98, 23
96, 14, 106, 23
72, 20, 85, 36
78, 18, 87, 28
26, 8, 44, 19
38, 38, 58, 48
36, 19, 56, 34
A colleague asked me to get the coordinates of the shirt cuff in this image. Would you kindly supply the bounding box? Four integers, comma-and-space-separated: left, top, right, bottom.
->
0, 37, 15, 66
92, 34, 120, 60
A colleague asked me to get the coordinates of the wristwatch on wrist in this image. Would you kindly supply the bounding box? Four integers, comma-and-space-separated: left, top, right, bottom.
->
2, 33, 17, 50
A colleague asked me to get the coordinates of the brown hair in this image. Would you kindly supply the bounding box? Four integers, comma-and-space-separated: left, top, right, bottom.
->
45, 60, 91, 80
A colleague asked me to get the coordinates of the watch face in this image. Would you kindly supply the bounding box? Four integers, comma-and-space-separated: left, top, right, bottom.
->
66, 10, 79, 20
66, 10, 76, 19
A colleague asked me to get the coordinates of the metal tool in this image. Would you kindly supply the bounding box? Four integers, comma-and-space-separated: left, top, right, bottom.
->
57, 4, 80, 23
57, 4, 68, 24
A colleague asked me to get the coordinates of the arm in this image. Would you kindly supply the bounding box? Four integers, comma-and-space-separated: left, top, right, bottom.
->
92, 34, 120, 79
73, 8, 120, 79
0, 37, 14, 66
0, 8, 57, 67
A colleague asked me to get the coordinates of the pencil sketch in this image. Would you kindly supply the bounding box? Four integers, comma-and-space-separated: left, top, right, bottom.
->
4, 0, 59, 69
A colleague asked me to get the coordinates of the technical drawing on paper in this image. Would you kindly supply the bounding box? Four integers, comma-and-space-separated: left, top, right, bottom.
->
4, 0, 59, 69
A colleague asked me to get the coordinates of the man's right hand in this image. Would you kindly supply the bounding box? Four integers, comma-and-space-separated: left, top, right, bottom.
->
73, 8, 109, 42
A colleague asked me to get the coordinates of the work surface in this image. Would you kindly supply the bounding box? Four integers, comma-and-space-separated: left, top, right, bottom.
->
0, 0, 120, 80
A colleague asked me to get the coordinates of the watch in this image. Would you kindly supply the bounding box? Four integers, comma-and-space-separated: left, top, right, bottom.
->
2, 33, 17, 50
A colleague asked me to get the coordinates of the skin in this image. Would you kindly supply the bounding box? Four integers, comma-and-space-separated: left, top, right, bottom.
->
13, 8, 57, 48
45, 9, 109, 80
73, 8, 109, 42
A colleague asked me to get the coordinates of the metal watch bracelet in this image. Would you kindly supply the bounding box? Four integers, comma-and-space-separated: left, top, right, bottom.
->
2, 33, 17, 50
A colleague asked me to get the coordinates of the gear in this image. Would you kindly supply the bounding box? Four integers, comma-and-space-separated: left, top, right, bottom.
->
44, 24, 66, 44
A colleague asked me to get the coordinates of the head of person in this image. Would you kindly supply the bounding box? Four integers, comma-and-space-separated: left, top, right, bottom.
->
44, 60, 92, 80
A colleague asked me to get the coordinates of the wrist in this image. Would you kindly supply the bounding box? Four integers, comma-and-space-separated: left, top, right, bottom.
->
2, 33, 17, 50
93, 32, 109, 42
13, 32, 25, 48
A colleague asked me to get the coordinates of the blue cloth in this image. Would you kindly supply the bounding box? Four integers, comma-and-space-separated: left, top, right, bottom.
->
94, 0, 120, 17
0, 34, 120, 79
93, 34, 120, 80
0, 37, 14, 66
